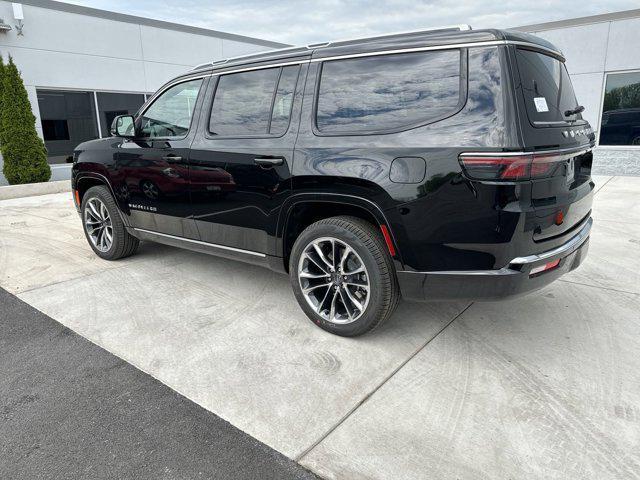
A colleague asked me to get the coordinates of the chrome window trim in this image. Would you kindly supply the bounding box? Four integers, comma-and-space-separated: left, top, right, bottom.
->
310, 40, 562, 63
308, 41, 505, 62
208, 59, 310, 77
141, 74, 210, 117
133, 228, 267, 258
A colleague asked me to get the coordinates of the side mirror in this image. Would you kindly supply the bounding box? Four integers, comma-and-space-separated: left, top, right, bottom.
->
110, 115, 136, 138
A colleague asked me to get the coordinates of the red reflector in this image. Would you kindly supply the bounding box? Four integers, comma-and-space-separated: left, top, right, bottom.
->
555, 210, 564, 225
380, 225, 396, 257
73, 189, 80, 206
529, 259, 561, 277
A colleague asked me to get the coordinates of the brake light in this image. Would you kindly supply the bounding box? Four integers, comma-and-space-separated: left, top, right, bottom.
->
459, 150, 578, 181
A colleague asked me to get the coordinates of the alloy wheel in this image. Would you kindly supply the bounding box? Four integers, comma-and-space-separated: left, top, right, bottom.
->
297, 237, 370, 324
84, 198, 113, 252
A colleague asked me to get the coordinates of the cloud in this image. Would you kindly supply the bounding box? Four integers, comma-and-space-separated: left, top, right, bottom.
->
66, 0, 638, 45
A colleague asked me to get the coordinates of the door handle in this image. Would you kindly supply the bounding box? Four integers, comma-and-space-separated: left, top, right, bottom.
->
254, 157, 284, 167
162, 155, 183, 164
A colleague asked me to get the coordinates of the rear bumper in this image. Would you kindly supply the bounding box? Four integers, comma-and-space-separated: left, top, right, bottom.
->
398, 217, 592, 301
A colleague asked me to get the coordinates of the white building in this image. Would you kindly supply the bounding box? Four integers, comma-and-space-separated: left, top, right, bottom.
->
1, 2, 639, 184
0, 0, 287, 184
516, 8, 640, 175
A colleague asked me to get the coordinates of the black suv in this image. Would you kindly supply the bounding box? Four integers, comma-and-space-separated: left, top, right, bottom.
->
72, 26, 595, 336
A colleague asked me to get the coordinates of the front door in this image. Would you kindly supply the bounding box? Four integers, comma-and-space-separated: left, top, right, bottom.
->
117, 77, 206, 239
189, 63, 305, 256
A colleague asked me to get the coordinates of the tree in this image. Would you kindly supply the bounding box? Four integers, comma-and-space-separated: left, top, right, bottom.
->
1, 56, 50, 184
0, 56, 5, 147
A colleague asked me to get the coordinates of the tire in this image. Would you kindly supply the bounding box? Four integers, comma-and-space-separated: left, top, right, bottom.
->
289, 216, 400, 337
81, 185, 139, 260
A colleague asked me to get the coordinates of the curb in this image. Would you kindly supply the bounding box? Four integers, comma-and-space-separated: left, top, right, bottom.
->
0, 180, 71, 201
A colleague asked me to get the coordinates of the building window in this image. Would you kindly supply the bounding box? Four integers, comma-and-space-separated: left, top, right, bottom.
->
96, 92, 146, 137
600, 71, 640, 146
42, 119, 70, 141
316, 50, 462, 134
37, 90, 98, 164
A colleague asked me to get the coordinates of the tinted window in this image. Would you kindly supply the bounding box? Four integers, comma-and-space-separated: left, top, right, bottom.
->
316, 50, 462, 134
140, 79, 202, 138
599, 71, 640, 146
515, 49, 579, 126
209, 66, 298, 136
270, 66, 299, 135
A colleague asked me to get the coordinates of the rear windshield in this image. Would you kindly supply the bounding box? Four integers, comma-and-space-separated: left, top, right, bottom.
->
515, 48, 581, 126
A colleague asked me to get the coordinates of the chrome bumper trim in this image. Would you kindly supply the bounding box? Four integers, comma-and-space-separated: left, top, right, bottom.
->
509, 217, 592, 265
398, 217, 592, 276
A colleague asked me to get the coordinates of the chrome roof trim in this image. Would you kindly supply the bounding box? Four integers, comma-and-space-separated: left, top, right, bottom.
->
192, 24, 473, 71
193, 38, 563, 73
177, 40, 563, 96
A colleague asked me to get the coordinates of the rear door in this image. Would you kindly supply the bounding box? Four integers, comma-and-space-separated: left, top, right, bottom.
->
189, 61, 307, 256
512, 47, 595, 242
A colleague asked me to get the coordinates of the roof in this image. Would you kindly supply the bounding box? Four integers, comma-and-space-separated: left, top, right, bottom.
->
188, 27, 563, 75
16, 0, 290, 48
514, 8, 640, 32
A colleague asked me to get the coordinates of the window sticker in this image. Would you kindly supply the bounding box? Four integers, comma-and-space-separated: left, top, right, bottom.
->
534, 97, 549, 113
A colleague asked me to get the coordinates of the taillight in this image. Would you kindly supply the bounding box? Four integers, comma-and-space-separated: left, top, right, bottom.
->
459, 150, 582, 181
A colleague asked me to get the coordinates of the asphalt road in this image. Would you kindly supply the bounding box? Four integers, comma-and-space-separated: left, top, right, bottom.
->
0, 287, 318, 480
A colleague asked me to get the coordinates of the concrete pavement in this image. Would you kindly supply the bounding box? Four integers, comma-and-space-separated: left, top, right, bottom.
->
1, 175, 639, 479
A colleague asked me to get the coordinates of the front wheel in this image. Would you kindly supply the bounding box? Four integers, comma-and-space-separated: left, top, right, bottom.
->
289, 216, 400, 337
81, 185, 139, 260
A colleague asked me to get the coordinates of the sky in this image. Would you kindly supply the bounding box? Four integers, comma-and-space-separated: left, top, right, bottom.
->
67, 0, 639, 45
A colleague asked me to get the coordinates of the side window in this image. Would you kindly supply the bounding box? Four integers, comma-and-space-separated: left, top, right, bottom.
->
139, 79, 203, 138
209, 65, 299, 136
316, 50, 462, 134
270, 66, 299, 135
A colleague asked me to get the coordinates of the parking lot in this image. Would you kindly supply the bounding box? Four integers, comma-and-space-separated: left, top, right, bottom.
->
1, 175, 639, 479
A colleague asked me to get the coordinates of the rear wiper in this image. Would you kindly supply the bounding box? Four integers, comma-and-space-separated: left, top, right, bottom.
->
564, 105, 585, 117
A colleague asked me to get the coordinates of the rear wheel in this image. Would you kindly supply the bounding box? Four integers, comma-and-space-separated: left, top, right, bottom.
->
81, 185, 139, 260
289, 216, 399, 337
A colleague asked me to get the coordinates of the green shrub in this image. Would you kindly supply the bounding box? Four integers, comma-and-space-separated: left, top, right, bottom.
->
1, 56, 50, 184
0, 56, 5, 147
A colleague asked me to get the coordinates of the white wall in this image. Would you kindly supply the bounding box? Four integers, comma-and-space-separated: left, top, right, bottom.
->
0, 1, 278, 184
0, 2, 273, 92
527, 17, 640, 135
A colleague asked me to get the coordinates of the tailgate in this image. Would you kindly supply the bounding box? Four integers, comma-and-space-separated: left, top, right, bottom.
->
529, 149, 593, 242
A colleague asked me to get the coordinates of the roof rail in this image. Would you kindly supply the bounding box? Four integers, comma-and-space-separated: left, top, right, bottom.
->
192, 24, 472, 71
305, 24, 472, 49
192, 45, 304, 71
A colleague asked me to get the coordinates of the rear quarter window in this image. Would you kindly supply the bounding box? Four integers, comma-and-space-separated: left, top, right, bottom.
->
315, 49, 464, 134
515, 48, 581, 127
